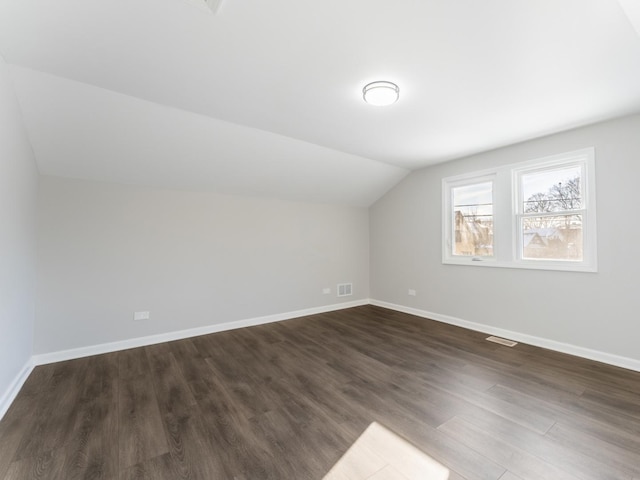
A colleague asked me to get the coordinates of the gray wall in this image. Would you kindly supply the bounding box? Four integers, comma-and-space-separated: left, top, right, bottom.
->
371, 114, 640, 362
36, 176, 369, 354
0, 57, 38, 401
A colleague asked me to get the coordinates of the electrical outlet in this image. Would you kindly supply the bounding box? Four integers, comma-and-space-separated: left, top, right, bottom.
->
133, 311, 150, 321
322, 288, 331, 295
408, 289, 416, 296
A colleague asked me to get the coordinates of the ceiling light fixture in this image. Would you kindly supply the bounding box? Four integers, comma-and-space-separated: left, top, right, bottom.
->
363, 81, 399, 106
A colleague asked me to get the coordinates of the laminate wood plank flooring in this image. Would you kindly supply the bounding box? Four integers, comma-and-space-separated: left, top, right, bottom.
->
1, 305, 639, 479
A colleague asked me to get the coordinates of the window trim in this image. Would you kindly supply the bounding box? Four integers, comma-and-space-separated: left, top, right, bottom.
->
442, 147, 597, 272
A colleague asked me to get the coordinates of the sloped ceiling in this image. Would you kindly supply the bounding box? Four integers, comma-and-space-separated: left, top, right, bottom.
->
1, 0, 640, 205
9, 67, 406, 206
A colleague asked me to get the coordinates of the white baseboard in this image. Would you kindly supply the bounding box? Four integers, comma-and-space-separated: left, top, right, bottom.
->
370, 299, 640, 373
32, 299, 370, 366
0, 359, 34, 421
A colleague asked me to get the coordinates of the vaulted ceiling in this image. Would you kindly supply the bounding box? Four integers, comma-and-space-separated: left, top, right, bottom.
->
1, 0, 640, 206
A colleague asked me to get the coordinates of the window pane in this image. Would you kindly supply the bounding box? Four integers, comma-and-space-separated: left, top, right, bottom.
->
522, 215, 583, 260
522, 165, 582, 213
452, 182, 493, 256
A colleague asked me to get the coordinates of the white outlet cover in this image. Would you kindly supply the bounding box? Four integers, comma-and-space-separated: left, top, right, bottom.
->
133, 311, 150, 321
408, 289, 416, 296
323, 288, 331, 295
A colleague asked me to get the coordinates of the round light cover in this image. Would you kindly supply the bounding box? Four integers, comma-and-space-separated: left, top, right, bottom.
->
363, 81, 399, 106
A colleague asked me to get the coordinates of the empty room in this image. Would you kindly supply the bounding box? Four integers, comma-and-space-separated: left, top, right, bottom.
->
1, 0, 640, 479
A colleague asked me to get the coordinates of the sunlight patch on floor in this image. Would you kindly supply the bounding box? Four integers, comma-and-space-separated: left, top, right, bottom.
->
323, 422, 450, 480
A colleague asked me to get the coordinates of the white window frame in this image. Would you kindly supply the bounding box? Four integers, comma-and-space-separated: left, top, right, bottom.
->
442, 147, 597, 272
443, 173, 497, 264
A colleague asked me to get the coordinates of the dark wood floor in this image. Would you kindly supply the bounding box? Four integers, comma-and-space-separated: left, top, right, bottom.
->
1, 305, 639, 479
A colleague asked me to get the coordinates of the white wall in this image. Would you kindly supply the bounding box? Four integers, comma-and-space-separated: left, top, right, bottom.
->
370, 114, 640, 364
0, 57, 38, 410
36, 176, 369, 354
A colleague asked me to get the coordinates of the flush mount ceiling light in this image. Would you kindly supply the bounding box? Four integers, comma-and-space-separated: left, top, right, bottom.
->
363, 81, 399, 106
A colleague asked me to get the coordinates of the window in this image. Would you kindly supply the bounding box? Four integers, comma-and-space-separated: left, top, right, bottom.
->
443, 148, 597, 272
450, 177, 494, 258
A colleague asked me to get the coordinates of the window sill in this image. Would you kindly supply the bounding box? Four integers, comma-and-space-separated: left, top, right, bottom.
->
442, 257, 597, 273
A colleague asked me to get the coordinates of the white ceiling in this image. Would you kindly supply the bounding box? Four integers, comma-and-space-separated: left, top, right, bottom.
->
1, 0, 640, 205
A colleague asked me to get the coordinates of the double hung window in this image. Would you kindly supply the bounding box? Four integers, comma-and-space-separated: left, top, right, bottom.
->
442, 148, 597, 272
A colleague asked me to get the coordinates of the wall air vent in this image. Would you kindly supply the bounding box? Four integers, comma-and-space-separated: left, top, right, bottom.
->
337, 283, 353, 297
181, 0, 225, 14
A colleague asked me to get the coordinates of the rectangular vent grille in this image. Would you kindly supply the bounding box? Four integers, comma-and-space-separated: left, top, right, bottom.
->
337, 283, 353, 297
486, 336, 518, 347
